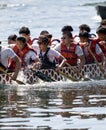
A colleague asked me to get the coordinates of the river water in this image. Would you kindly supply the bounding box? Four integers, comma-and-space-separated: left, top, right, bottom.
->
0, 0, 106, 129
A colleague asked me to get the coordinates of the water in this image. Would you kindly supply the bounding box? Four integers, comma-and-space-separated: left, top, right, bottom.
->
0, 0, 104, 42
0, 83, 106, 130
0, 0, 106, 129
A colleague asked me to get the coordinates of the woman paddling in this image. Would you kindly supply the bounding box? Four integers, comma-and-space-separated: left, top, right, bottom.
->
33, 35, 66, 71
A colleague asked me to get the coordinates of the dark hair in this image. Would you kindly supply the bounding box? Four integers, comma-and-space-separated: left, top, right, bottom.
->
63, 31, 73, 38
8, 34, 17, 41
96, 26, 106, 34
40, 30, 49, 35
40, 30, 52, 38
61, 25, 73, 32
79, 31, 89, 38
38, 35, 49, 45
79, 24, 91, 33
19, 26, 30, 35
16, 36, 27, 44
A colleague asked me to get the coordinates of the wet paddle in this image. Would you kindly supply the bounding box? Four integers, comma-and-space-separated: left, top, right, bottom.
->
0, 67, 25, 85
30, 69, 55, 82
58, 70, 79, 81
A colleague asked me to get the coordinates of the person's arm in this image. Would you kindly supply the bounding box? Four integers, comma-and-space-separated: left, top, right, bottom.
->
100, 53, 106, 66
11, 55, 21, 80
49, 48, 66, 71
54, 44, 61, 52
58, 55, 67, 68
55, 54, 67, 72
96, 44, 106, 65
78, 55, 85, 69
76, 45, 85, 71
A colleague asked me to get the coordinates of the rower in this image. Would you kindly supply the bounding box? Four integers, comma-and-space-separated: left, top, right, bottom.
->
54, 31, 85, 73
78, 31, 106, 66
39, 30, 60, 47
0, 41, 21, 80
33, 35, 66, 71
8, 36, 39, 70
96, 26, 106, 57
19, 26, 36, 45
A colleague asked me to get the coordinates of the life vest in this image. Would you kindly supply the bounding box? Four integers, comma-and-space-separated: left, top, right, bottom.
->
61, 43, 78, 66
8, 45, 37, 71
27, 38, 39, 45
80, 39, 102, 64
39, 47, 56, 69
99, 44, 106, 57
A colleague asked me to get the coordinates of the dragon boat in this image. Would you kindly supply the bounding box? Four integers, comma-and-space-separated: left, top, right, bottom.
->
0, 63, 105, 85
0, 74, 12, 85
24, 63, 105, 84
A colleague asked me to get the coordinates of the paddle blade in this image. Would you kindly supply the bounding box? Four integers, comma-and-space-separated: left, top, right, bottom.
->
34, 71, 55, 82
15, 79, 25, 85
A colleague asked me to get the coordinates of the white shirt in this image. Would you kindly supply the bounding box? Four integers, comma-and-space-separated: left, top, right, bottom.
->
54, 44, 84, 56
8, 44, 38, 65
39, 48, 61, 62
24, 50, 38, 65
83, 43, 102, 56
31, 42, 40, 56
0, 47, 16, 68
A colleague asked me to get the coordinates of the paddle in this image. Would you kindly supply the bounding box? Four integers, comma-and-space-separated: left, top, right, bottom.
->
66, 62, 91, 81
88, 48, 106, 78
0, 67, 25, 85
30, 69, 55, 82
31, 62, 78, 82
58, 70, 79, 81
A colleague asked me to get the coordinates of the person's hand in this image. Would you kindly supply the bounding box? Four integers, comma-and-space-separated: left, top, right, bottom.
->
55, 65, 62, 72
99, 41, 106, 46
32, 62, 41, 69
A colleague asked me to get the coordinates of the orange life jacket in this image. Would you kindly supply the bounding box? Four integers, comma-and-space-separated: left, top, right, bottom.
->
61, 43, 78, 66
93, 38, 106, 57
8, 45, 37, 70
27, 37, 39, 45
80, 39, 102, 64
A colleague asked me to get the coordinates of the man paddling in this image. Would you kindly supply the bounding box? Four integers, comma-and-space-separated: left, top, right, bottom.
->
0, 44, 21, 80
54, 31, 85, 73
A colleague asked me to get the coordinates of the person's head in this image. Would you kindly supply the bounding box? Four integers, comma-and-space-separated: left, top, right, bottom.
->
37, 35, 49, 51
96, 26, 106, 40
61, 32, 73, 46
61, 25, 73, 34
79, 31, 89, 42
8, 34, 17, 44
79, 24, 91, 33
19, 26, 30, 41
16, 36, 27, 50
40, 30, 52, 43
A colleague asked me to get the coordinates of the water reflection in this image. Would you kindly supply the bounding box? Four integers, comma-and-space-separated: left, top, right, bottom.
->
0, 85, 106, 129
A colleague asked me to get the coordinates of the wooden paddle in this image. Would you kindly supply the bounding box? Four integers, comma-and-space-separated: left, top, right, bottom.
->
0, 67, 25, 85
58, 70, 79, 81
88, 48, 106, 78
30, 69, 55, 82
